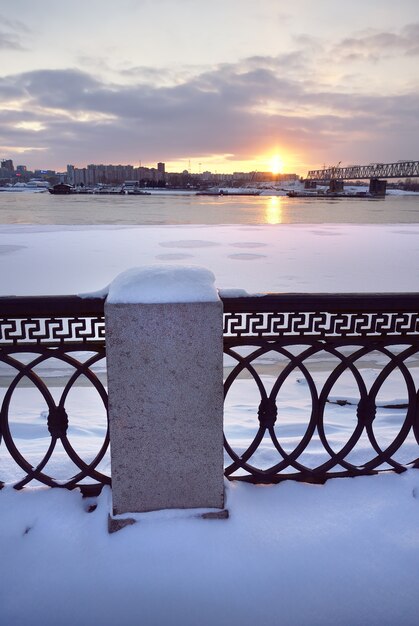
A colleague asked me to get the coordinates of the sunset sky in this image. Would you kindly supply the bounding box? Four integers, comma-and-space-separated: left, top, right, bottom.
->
1, 0, 418, 175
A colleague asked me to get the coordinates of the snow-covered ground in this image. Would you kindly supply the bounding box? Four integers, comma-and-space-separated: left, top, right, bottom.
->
2, 472, 419, 626
1, 223, 419, 625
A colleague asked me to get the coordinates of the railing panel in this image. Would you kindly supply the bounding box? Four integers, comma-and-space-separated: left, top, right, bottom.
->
222, 294, 419, 482
0, 296, 109, 495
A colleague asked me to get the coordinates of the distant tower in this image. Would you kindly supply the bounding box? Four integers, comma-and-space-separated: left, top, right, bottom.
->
157, 162, 166, 184
1, 159, 14, 171
67, 164, 75, 185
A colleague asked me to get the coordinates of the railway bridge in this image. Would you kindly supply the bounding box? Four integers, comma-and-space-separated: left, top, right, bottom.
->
305, 160, 419, 196
307, 160, 419, 181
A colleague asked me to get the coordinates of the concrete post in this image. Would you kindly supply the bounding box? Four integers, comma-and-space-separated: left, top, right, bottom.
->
105, 266, 224, 515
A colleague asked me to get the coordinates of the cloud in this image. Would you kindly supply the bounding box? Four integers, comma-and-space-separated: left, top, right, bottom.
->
0, 15, 30, 33
0, 31, 25, 51
245, 52, 309, 73
0, 14, 29, 51
0, 51, 418, 169
333, 23, 419, 61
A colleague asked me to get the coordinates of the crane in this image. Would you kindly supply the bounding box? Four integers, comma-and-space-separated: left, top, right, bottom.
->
330, 161, 342, 180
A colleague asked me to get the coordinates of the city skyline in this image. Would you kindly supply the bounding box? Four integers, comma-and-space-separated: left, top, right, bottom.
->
0, 0, 418, 173
1, 157, 298, 177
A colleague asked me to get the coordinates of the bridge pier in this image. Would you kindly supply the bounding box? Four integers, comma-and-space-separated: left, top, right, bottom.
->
329, 179, 344, 193
369, 178, 387, 196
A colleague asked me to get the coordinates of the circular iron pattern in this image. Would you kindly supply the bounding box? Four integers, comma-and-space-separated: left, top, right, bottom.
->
0, 346, 110, 494
223, 340, 419, 483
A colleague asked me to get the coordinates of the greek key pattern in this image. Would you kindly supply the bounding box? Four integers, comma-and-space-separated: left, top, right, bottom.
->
0, 316, 105, 346
223, 311, 419, 339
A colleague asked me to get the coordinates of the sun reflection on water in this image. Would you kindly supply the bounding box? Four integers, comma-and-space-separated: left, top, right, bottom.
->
265, 196, 283, 224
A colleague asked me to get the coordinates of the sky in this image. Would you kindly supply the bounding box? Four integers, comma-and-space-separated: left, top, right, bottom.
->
0, 0, 418, 175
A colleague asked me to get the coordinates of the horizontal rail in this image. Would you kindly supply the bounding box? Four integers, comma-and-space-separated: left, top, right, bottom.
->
221, 293, 419, 313
0, 295, 106, 317
2, 292, 419, 346
2, 292, 419, 316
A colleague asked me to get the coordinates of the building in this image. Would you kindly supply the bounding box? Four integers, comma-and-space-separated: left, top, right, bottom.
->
1, 159, 14, 171
73, 168, 88, 187
157, 162, 166, 183
16, 165, 27, 174
67, 165, 75, 185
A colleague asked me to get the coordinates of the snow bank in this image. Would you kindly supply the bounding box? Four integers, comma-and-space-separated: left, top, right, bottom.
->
106, 265, 219, 303
1, 471, 419, 626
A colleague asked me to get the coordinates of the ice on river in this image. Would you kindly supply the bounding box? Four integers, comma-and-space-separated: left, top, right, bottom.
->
1, 222, 419, 295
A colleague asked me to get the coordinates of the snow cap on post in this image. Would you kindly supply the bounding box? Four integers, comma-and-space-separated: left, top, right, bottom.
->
106, 265, 219, 304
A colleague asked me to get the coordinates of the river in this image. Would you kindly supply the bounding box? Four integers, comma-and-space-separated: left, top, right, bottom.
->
0, 191, 418, 225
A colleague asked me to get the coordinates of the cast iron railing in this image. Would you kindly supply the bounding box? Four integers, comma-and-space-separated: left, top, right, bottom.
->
0, 295, 108, 495
222, 294, 419, 482
1, 293, 419, 492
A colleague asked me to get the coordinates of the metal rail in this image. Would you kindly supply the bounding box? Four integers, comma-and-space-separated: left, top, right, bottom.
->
307, 160, 419, 181
1, 293, 419, 491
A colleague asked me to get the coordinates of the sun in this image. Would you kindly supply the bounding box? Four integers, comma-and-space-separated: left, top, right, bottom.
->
270, 154, 284, 175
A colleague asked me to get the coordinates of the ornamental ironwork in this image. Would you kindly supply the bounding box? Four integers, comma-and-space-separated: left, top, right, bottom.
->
224, 310, 419, 339
0, 296, 109, 494
222, 294, 419, 483
0, 296, 105, 346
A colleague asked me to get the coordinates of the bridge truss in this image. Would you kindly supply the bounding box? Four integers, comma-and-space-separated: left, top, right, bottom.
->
307, 160, 419, 181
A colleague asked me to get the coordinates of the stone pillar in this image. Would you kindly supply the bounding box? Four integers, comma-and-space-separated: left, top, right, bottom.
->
105, 266, 224, 515
369, 178, 387, 196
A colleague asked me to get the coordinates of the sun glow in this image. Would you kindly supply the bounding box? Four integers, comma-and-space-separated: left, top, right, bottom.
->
15, 121, 45, 132
270, 154, 284, 175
